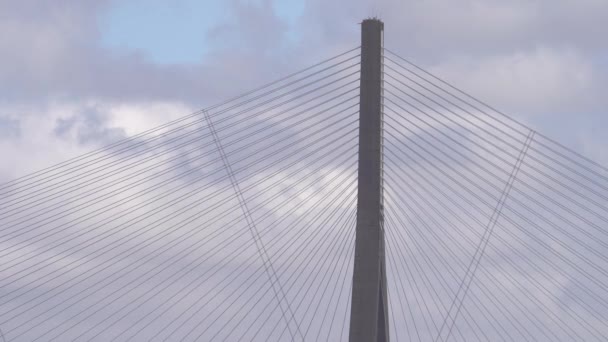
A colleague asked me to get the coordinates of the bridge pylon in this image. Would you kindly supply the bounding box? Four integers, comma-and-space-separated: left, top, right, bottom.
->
349, 18, 389, 342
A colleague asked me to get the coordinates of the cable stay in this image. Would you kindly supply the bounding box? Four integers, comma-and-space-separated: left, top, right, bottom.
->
383, 49, 608, 342
0, 48, 360, 341
1, 42, 608, 342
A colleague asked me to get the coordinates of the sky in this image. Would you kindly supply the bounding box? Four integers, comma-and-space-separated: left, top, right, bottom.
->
0, 0, 607, 182
1, 0, 608, 341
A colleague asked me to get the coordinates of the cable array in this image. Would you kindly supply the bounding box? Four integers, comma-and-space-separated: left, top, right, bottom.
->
0, 48, 360, 341
383, 48, 608, 342
2, 42, 608, 341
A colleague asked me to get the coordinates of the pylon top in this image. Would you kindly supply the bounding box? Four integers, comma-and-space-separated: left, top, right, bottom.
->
361, 18, 384, 29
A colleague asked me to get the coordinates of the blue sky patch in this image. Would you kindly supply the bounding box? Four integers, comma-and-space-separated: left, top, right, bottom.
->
99, 0, 229, 65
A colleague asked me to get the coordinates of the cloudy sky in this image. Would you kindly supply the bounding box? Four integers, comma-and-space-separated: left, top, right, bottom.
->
0, 0, 607, 182
1, 1, 608, 341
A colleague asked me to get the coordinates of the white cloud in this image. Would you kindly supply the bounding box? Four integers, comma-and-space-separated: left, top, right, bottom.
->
428, 47, 595, 116
1, 0, 608, 340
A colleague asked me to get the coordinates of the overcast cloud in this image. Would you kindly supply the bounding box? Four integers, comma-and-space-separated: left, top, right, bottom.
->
0, 1, 607, 341
1, 0, 607, 180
